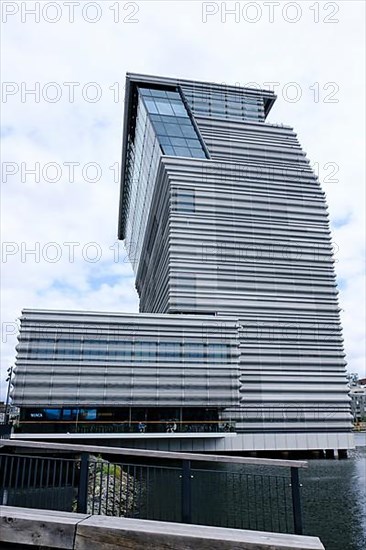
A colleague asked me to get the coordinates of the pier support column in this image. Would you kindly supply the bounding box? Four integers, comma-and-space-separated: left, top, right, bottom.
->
325, 449, 335, 459
338, 449, 348, 459
312, 450, 324, 459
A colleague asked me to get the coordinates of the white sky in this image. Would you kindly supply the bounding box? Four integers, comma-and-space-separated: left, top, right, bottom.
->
1, 0, 365, 400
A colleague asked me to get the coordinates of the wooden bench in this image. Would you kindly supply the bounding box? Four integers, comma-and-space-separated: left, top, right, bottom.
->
0, 506, 88, 549
0, 506, 325, 550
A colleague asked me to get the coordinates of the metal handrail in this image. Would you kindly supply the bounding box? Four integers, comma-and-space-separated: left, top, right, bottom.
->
0, 439, 307, 469
0, 439, 306, 534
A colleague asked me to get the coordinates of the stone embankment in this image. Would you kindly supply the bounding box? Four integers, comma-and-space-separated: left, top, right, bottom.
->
73, 455, 139, 516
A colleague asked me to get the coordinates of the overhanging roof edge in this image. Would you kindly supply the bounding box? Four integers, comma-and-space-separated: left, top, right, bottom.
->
118, 72, 277, 240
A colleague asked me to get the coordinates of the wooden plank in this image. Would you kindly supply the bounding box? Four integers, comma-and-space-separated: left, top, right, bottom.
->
0, 507, 324, 550
0, 439, 308, 468
75, 516, 325, 550
0, 505, 89, 549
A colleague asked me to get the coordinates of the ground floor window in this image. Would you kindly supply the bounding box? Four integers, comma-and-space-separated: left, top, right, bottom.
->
18, 406, 235, 434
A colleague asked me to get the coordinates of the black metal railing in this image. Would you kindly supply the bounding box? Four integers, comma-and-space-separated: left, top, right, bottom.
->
16, 420, 236, 434
0, 441, 305, 535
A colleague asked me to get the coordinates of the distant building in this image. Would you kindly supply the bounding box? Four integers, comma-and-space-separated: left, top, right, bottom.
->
349, 385, 366, 423
11, 73, 353, 452
0, 402, 5, 424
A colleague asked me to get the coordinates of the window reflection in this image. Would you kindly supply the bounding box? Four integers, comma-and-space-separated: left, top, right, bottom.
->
139, 86, 208, 159
181, 86, 265, 122
23, 339, 230, 363
174, 188, 195, 213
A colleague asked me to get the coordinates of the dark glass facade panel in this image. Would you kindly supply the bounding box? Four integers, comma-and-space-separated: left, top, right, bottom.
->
23, 340, 230, 362
181, 86, 265, 122
124, 95, 161, 271
174, 189, 195, 213
123, 85, 208, 274
139, 87, 207, 159
23, 408, 97, 421
21, 407, 219, 425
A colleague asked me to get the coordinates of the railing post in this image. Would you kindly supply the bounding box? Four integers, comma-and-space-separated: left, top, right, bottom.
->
290, 467, 303, 535
77, 452, 89, 514
181, 459, 192, 524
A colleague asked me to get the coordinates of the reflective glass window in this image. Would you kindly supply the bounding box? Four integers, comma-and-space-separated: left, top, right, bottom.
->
181, 85, 265, 122
174, 146, 190, 156
183, 343, 205, 358
164, 123, 182, 136
162, 145, 175, 155
123, 96, 161, 272
181, 126, 197, 138
155, 100, 175, 116
143, 99, 158, 114
159, 342, 181, 359
139, 87, 207, 160
174, 189, 195, 213
153, 122, 166, 134
170, 137, 186, 147
171, 102, 187, 116
151, 89, 168, 98
190, 148, 206, 158
139, 88, 151, 97
135, 342, 156, 360
158, 135, 171, 145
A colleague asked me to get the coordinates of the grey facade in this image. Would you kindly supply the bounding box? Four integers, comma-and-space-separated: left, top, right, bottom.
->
14, 310, 239, 408
12, 73, 353, 452
118, 74, 352, 446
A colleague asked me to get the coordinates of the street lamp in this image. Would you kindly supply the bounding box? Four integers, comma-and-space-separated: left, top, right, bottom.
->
5, 366, 14, 425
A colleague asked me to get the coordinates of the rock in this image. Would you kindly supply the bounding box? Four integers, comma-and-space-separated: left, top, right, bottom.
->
73, 455, 140, 517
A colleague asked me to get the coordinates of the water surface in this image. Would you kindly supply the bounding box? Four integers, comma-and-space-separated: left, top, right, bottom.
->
301, 433, 366, 550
